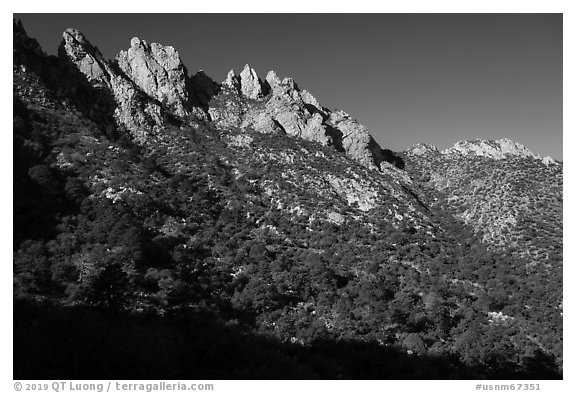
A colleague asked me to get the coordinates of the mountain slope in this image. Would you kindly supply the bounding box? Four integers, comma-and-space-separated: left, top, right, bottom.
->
13, 21, 562, 379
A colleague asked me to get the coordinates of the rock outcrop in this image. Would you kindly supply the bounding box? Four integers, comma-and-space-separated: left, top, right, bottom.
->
210, 65, 389, 169
442, 138, 558, 165
300, 89, 325, 115
25, 24, 391, 170
239, 64, 263, 99
59, 29, 165, 141
259, 71, 388, 168
442, 138, 536, 159
116, 37, 190, 117
327, 110, 386, 169
223, 69, 240, 92
265, 70, 281, 90
59, 28, 112, 88
241, 110, 283, 134
406, 143, 440, 157
264, 78, 310, 136
302, 113, 330, 145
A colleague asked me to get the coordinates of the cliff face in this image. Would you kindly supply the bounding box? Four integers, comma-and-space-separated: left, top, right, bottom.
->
58, 28, 166, 141
53, 26, 392, 169
116, 37, 191, 117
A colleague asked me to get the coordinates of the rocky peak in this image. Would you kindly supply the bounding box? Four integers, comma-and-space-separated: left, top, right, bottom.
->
541, 156, 559, 166
59, 28, 113, 87
300, 89, 324, 114
58, 29, 166, 141
239, 64, 264, 99
442, 138, 536, 159
210, 66, 389, 170
18, 24, 392, 171
406, 143, 440, 157
116, 37, 190, 117
265, 70, 281, 89
441, 138, 559, 166
223, 69, 240, 92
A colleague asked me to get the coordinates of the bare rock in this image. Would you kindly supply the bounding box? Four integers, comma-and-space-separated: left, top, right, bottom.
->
406, 143, 440, 157
262, 75, 330, 144
223, 69, 240, 92
542, 156, 559, 166
442, 138, 557, 165
442, 138, 536, 159
59, 28, 112, 88
239, 64, 263, 99
208, 92, 245, 129
265, 81, 308, 137
300, 89, 324, 114
109, 76, 165, 141
303, 113, 330, 145
215, 66, 388, 170
328, 110, 385, 169
59, 29, 165, 141
265, 70, 281, 90
327, 211, 345, 225
241, 110, 283, 134
116, 37, 190, 117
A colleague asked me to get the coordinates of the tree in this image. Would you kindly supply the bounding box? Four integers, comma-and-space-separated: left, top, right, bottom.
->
89, 264, 130, 312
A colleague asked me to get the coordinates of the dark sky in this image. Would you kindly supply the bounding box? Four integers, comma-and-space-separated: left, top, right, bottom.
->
14, 13, 563, 159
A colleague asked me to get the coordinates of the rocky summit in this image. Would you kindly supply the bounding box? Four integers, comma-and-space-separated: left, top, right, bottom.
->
116, 37, 191, 117
442, 138, 558, 165
13, 21, 562, 380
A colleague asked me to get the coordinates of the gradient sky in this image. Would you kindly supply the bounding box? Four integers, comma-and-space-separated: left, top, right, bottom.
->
14, 13, 563, 159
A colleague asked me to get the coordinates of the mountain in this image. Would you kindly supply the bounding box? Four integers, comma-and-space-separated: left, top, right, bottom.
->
13, 20, 562, 379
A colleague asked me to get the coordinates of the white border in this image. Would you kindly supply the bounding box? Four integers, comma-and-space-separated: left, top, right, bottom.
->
3, 1, 573, 392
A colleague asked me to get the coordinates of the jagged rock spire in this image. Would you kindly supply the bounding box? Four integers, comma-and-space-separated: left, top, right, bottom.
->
58, 29, 165, 141
239, 64, 263, 99
223, 69, 240, 92
116, 36, 190, 117
212, 66, 389, 170
265, 70, 281, 89
59, 28, 112, 87
46, 25, 392, 170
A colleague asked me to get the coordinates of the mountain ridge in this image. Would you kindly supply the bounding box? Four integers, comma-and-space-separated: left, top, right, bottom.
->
407, 138, 558, 166
13, 20, 563, 379
17, 21, 557, 165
